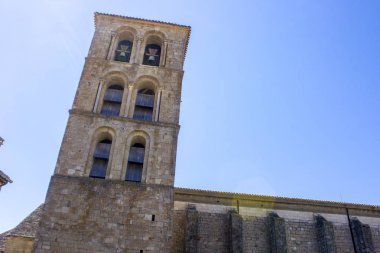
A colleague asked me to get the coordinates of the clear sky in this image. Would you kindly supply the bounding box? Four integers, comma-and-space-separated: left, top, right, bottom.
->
1, 0, 379, 232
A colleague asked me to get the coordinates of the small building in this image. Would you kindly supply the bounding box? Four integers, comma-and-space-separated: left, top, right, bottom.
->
0, 205, 43, 253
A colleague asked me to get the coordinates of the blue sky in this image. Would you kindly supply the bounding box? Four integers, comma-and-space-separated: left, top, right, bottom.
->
0, 0, 379, 232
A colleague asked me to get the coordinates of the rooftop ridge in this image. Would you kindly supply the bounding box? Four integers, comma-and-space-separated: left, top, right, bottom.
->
95, 12, 191, 29
174, 187, 380, 210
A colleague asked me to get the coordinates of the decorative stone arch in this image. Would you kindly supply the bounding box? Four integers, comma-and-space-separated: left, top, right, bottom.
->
85, 126, 117, 179
115, 26, 138, 39
107, 26, 138, 62
139, 30, 168, 67
102, 70, 129, 87
94, 71, 130, 116
122, 130, 151, 182
134, 75, 160, 90
128, 75, 161, 121
143, 30, 167, 43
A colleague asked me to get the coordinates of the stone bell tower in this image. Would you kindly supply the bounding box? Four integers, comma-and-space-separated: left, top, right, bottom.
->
34, 13, 190, 253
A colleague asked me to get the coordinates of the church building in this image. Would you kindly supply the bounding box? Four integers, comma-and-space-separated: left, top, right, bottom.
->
1, 13, 380, 253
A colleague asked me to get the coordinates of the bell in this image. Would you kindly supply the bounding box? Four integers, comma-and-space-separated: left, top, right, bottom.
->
148, 55, 155, 62
120, 52, 126, 57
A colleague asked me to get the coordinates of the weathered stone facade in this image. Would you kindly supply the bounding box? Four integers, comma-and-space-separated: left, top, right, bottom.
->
35, 175, 174, 252
2, 12, 380, 253
32, 13, 190, 253
172, 189, 380, 253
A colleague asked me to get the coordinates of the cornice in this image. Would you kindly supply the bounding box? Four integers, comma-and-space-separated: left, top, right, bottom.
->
84, 57, 185, 75
174, 187, 380, 213
69, 109, 180, 130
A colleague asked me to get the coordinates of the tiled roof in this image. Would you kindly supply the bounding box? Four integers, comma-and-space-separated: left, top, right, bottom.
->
95, 12, 191, 29
174, 187, 380, 210
0, 204, 43, 251
0, 170, 12, 186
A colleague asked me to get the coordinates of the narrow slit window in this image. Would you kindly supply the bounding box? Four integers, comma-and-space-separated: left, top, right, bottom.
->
90, 139, 112, 179
133, 89, 154, 121
125, 143, 145, 182
100, 85, 124, 116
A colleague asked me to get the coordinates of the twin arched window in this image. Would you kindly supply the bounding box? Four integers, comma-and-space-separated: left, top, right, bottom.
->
99, 84, 155, 122
89, 139, 112, 179
113, 33, 162, 66
100, 85, 124, 116
89, 137, 146, 183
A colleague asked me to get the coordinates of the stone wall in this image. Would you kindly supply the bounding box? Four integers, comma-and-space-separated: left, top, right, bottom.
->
4, 188, 380, 253
172, 189, 380, 253
4, 237, 34, 253
34, 175, 174, 253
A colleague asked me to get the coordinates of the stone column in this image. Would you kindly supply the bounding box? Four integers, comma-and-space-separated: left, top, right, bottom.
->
133, 37, 143, 64
267, 212, 287, 253
315, 215, 337, 253
185, 204, 199, 253
93, 79, 104, 112
160, 40, 168, 67
228, 210, 243, 253
119, 83, 129, 117
106, 31, 118, 60
154, 89, 162, 122
124, 83, 134, 118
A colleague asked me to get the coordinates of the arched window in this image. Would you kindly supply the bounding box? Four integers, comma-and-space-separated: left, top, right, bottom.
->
133, 89, 155, 121
90, 139, 112, 179
114, 40, 133, 62
142, 44, 161, 66
125, 143, 145, 182
100, 85, 124, 116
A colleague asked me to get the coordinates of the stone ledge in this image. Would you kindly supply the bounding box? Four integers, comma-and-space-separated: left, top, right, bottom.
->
174, 187, 380, 216
85, 57, 186, 74
69, 109, 180, 130
52, 174, 175, 191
